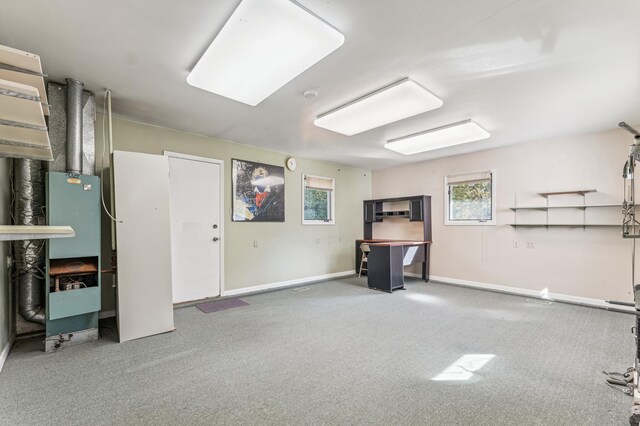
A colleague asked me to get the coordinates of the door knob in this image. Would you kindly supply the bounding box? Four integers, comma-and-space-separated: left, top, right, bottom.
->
213, 237, 219, 242
213, 224, 218, 229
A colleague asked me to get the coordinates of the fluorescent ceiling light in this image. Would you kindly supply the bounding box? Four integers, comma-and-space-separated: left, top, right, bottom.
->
384, 119, 490, 155
187, 0, 344, 106
314, 78, 443, 136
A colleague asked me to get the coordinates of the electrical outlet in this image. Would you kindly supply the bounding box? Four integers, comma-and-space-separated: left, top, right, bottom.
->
253, 240, 259, 248
526, 241, 535, 249
513, 241, 519, 249
316, 238, 321, 244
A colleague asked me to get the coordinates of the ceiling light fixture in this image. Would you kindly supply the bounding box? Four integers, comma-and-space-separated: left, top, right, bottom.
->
186, 0, 344, 106
303, 89, 318, 99
313, 78, 443, 136
384, 119, 490, 155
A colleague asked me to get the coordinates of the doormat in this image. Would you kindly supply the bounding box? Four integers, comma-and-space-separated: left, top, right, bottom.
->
196, 298, 249, 313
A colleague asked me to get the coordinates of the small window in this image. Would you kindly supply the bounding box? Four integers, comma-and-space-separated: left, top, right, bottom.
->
445, 170, 496, 225
303, 174, 335, 225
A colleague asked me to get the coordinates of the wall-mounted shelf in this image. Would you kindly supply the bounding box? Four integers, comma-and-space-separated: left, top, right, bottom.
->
509, 223, 619, 228
0, 44, 49, 116
0, 225, 75, 241
0, 44, 53, 161
509, 203, 621, 211
536, 189, 596, 198
511, 189, 620, 230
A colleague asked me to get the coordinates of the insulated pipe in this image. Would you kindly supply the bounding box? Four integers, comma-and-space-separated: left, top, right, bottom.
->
65, 78, 84, 174
18, 274, 45, 324
14, 159, 46, 324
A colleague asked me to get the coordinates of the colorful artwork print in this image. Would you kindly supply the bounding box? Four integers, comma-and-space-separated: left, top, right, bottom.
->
232, 159, 285, 222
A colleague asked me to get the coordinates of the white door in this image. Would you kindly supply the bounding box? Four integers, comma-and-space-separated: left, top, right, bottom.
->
113, 151, 174, 343
167, 153, 222, 303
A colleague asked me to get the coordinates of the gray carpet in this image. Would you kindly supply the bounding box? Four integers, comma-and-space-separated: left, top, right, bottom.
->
0, 277, 634, 425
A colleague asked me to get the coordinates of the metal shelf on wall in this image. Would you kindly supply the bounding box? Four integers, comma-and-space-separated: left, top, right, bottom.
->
536, 189, 597, 198
508, 223, 620, 228
511, 189, 621, 230
509, 203, 621, 211
0, 44, 52, 161
0, 44, 49, 116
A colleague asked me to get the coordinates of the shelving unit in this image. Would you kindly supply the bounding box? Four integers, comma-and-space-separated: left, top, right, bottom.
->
510, 189, 621, 229
357, 195, 433, 281
363, 195, 430, 237
0, 44, 53, 161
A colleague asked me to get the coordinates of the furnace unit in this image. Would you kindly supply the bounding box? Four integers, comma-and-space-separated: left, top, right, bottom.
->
45, 172, 101, 351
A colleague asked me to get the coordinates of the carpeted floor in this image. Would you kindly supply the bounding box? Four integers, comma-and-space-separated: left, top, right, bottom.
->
0, 277, 634, 425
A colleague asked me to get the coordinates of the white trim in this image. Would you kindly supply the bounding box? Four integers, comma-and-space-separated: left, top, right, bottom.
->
302, 173, 335, 225
410, 273, 636, 313
0, 332, 16, 374
99, 310, 116, 319
163, 151, 226, 299
444, 169, 496, 226
222, 270, 355, 297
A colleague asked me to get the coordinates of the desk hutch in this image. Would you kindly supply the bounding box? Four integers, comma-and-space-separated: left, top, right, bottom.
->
356, 195, 432, 292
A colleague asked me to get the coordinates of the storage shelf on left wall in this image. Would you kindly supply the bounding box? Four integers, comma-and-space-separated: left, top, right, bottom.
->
0, 44, 53, 160
0, 225, 75, 241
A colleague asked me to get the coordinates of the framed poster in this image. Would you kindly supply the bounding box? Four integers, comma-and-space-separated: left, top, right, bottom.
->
232, 159, 285, 222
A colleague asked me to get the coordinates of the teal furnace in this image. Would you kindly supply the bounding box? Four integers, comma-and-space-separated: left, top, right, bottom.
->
45, 172, 101, 351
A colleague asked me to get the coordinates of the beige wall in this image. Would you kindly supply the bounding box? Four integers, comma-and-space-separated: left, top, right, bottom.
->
0, 158, 14, 359
96, 115, 371, 311
372, 128, 634, 302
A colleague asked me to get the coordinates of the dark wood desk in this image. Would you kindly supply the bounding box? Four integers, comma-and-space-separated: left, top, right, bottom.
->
355, 239, 431, 293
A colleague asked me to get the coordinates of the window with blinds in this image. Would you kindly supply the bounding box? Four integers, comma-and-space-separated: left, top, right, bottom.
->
445, 170, 495, 224
303, 174, 335, 224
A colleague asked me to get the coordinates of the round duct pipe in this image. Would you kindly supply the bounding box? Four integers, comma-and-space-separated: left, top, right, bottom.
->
13, 159, 46, 324
65, 78, 84, 174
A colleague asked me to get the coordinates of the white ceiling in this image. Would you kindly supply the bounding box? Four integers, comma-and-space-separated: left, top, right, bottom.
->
0, 0, 638, 170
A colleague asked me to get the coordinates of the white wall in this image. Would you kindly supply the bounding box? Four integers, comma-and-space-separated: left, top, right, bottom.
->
96, 115, 371, 310
373, 128, 634, 302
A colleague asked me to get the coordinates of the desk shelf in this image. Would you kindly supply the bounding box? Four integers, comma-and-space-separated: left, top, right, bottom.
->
376, 210, 410, 218
360, 195, 432, 284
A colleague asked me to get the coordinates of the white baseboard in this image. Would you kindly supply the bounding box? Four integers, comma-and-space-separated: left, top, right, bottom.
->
222, 270, 356, 297
99, 310, 116, 320
0, 332, 16, 374
406, 273, 636, 314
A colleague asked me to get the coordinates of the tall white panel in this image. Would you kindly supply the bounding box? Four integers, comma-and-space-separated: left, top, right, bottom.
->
113, 150, 174, 343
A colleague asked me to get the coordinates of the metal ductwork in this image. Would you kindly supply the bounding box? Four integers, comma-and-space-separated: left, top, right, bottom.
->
65, 78, 84, 174
14, 78, 88, 325
14, 159, 46, 324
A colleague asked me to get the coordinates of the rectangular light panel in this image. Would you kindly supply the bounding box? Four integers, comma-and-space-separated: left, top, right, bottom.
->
384, 119, 490, 155
314, 78, 443, 136
187, 0, 344, 106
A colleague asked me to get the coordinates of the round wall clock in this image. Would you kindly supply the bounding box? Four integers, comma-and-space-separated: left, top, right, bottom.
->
286, 157, 298, 171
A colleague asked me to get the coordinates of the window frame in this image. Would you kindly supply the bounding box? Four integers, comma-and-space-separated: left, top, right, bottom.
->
444, 169, 496, 226
302, 173, 335, 225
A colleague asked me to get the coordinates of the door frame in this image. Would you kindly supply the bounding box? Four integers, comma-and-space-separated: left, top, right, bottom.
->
164, 151, 225, 298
